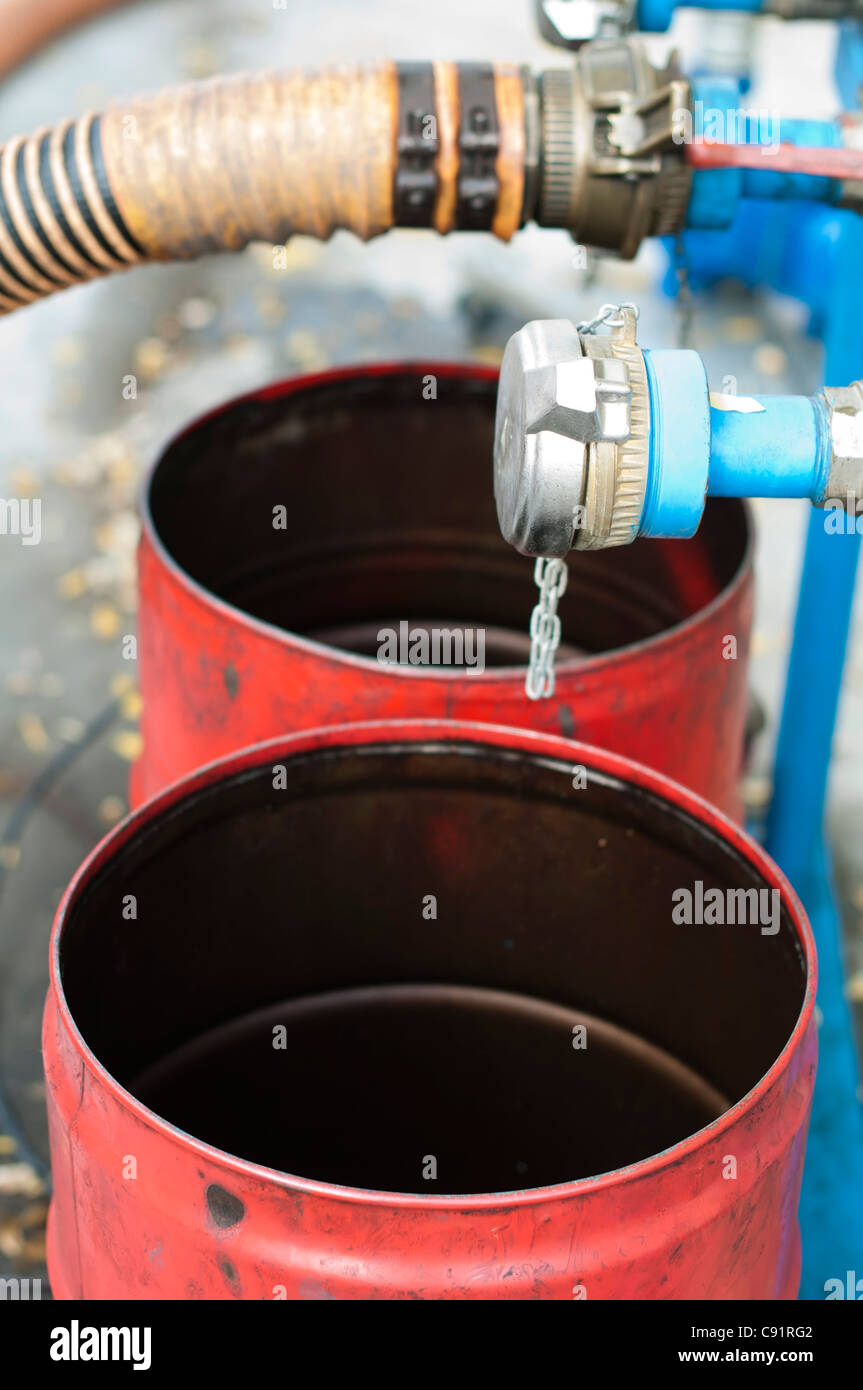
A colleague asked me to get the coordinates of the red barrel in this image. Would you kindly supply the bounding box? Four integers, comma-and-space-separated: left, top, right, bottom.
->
45, 721, 816, 1300
132, 365, 753, 814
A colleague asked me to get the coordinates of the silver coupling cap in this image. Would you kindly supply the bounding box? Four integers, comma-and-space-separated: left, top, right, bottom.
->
494, 305, 651, 557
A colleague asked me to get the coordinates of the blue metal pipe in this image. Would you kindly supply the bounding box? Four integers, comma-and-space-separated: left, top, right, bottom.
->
642, 352, 836, 538
708, 396, 831, 500
763, 206, 863, 1301
767, 211, 863, 877
638, 0, 764, 28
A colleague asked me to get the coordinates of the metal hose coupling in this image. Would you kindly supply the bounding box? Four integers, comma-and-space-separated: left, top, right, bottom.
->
495, 307, 863, 568
0, 36, 696, 315
494, 304, 650, 558
534, 36, 692, 258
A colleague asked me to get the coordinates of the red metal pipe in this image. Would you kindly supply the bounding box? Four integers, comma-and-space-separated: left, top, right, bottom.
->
44, 720, 816, 1300
686, 141, 863, 179
132, 364, 754, 816
0, 0, 129, 79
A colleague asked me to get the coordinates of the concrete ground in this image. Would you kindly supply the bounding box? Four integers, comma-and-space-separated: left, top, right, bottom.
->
0, 0, 860, 1289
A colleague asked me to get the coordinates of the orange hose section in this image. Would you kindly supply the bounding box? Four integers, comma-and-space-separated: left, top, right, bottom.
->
0, 63, 526, 313
101, 64, 401, 260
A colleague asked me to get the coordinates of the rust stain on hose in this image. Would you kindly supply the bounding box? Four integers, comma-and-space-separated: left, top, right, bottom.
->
101, 64, 401, 261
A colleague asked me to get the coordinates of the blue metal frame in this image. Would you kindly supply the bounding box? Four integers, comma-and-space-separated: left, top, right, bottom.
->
766, 205, 863, 1301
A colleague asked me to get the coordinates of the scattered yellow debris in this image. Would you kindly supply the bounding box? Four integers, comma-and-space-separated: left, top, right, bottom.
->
5, 671, 33, 696
56, 717, 85, 745
110, 672, 136, 698
120, 689, 143, 721
183, 42, 220, 79
58, 567, 88, 600
8, 467, 40, 497
724, 315, 760, 343
91, 603, 122, 640
392, 296, 421, 320
17, 713, 49, 754
740, 775, 773, 810
112, 730, 144, 762
0, 1200, 48, 1260
98, 796, 126, 826
92, 511, 140, 555
51, 337, 85, 368
254, 291, 285, 326
223, 333, 254, 356
283, 329, 329, 371
134, 337, 170, 382
473, 344, 504, 366
846, 970, 863, 1003
179, 297, 217, 330
753, 344, 788, 377
0, 1163, 44, 1197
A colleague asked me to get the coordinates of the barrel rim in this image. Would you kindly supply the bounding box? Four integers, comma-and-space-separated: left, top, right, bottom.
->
46, 718, 816, 1210
137, 361, 755, 686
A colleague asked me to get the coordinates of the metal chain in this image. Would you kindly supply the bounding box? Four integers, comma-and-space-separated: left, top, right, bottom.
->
524, 301, 640, 700
577, 300, 640, 336
526, 557, 568, 700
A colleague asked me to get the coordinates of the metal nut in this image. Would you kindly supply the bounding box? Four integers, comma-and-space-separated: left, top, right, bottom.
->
824, 380, 863, 502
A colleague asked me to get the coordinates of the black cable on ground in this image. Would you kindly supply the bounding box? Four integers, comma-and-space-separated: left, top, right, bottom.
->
0, 695, 121, 1182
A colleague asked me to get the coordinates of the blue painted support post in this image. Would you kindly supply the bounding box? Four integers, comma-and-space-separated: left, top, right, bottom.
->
765, 209, 863, 1301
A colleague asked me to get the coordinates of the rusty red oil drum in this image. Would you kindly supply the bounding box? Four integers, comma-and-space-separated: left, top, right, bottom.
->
45, 720, 816, 1301
132, 365, 753, 814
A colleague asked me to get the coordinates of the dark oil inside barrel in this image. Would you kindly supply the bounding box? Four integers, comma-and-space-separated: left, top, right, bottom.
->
132, 984, 728, 1195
